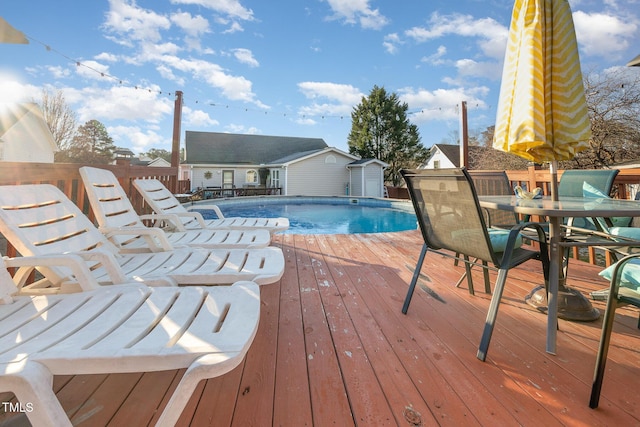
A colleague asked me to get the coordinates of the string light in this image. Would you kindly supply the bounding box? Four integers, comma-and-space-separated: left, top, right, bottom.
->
24, 34, 484, 122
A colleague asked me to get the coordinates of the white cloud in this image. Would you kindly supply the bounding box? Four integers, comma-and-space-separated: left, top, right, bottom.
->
66, 85, 172, 124
421, 45, 447, 65
323, 0, 389, 30
170, 11, 210, 37
225, 123, 260, 134
398, 85, 490, 122
108, 125, 170, 153
46, 66, 72, 79
298, 81, 363, 104
297, 81, 363, 121
160, 55, 267, 107
183, 106, 219, 127
454, 58, 503, 81
74, 60, 111, 81
232, 48, 259, 67
170, 0, 254, 21
103, 0, 171, 44
405, 13, 508, 59
0, 74, 41, 103
573, 10, 638, 59
383, 33, 401, 54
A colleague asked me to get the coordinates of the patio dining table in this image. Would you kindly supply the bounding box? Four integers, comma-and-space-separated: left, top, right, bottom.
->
478, 195, 640, 355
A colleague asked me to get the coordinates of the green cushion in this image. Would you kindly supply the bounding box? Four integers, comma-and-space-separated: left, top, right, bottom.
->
582, 182, 632, 228
609, 227, 640, 241
450, 228, 523, 253
487, 228, 523, 252
599, 258, 640, 292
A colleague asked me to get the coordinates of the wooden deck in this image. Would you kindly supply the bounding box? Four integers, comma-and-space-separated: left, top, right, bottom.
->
2, 230, 640, 426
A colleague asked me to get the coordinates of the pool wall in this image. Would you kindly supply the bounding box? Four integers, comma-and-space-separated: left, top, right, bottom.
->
189, 195, 415, 213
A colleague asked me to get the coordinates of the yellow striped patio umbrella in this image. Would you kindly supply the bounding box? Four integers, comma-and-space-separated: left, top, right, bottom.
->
493, 0, 591, 200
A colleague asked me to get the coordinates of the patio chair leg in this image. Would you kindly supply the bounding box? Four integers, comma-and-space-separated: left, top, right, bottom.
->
477, 268, 508, 362
590, 293, 619, 408
402, 243, 428, 314
464, 256, 475, 296
483, 261, 491, 294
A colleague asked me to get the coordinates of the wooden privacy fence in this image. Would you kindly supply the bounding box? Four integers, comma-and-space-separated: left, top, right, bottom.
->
0, 160, 189, 217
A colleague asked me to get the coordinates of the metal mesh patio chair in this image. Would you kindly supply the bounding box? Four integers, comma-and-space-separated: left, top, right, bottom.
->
453, 171, 522, 292
400, 168, 549, 361
589, 253, 640, 408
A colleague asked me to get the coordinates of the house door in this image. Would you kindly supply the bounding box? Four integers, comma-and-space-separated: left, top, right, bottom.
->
222, 170, 234, 196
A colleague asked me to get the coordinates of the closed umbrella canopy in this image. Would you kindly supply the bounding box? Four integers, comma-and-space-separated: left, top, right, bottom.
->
493, 0, 591, 199
0, 17, 28, 44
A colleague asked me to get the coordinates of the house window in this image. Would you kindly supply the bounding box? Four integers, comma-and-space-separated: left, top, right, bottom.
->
271, 169, 280, 188
246, 169, 258, 184
433, 160, 440, 169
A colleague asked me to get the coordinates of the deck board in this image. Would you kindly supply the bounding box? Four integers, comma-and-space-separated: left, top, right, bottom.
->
2, 230, 640, 426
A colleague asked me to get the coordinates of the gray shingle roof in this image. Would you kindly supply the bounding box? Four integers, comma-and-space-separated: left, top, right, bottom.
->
185, 131, 328, 164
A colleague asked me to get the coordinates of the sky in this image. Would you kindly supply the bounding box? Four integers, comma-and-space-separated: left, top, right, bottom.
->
1, 0, 638, 156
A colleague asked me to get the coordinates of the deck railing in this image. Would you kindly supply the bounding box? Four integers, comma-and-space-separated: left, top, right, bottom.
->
1, 162, 639, 267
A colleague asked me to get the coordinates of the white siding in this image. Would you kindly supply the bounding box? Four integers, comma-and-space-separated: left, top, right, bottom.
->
423, 148, 457, 169
1, 106, 56, 163
285, 153, 352, 196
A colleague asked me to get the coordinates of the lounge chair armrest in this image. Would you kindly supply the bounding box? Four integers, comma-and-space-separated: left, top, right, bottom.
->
4, 254, 103, 292
139, 213, 188, 231
72, 250, 129, 285
186, 204, 225, 219
169, 210, 211, 228
99, 226, 175, 252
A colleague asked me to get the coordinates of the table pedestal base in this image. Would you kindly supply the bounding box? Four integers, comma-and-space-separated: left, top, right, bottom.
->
525, 284, 600, 321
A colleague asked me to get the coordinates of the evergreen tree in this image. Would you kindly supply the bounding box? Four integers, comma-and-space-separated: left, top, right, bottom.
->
58, 119, 115, 164
348, 85, 427, 186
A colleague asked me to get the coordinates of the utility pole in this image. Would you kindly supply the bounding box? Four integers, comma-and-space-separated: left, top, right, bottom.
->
170, 90, 183, 192
459, 101, 468, 168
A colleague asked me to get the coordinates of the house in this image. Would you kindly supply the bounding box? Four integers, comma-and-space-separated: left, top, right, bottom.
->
182, 131, 388, 197
422, 144, 463, 169
0, 103, 57, 163
113, 148, 171, 167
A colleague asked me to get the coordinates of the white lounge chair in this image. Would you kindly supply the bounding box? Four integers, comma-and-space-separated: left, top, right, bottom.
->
0, 254, 260, 427
78, 167, 272, 251
0, 184, 284, 290
132, 176, 289, 233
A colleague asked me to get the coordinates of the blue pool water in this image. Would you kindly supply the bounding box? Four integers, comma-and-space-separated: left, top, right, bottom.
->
195, 197, 417, 234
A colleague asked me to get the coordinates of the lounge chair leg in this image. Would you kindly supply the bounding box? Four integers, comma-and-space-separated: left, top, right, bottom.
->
402, 244, 428, 314
477, 269, 508, 361
2, 362, 72, 427
155, 354, 242, 427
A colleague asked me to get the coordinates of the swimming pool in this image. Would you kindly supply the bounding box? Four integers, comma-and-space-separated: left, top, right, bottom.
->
193, 196, 417, 234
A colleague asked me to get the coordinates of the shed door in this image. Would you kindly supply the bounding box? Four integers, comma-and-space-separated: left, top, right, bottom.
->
365, 179, 380, 197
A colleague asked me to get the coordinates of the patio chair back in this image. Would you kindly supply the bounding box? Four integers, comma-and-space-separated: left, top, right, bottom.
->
558, 169, 618, 197
401, 168, 499, 267
559, 169, 620, 230
468, 170, 519, 228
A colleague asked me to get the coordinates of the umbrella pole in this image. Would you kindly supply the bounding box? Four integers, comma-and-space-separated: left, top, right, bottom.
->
549, 160, 559, 201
